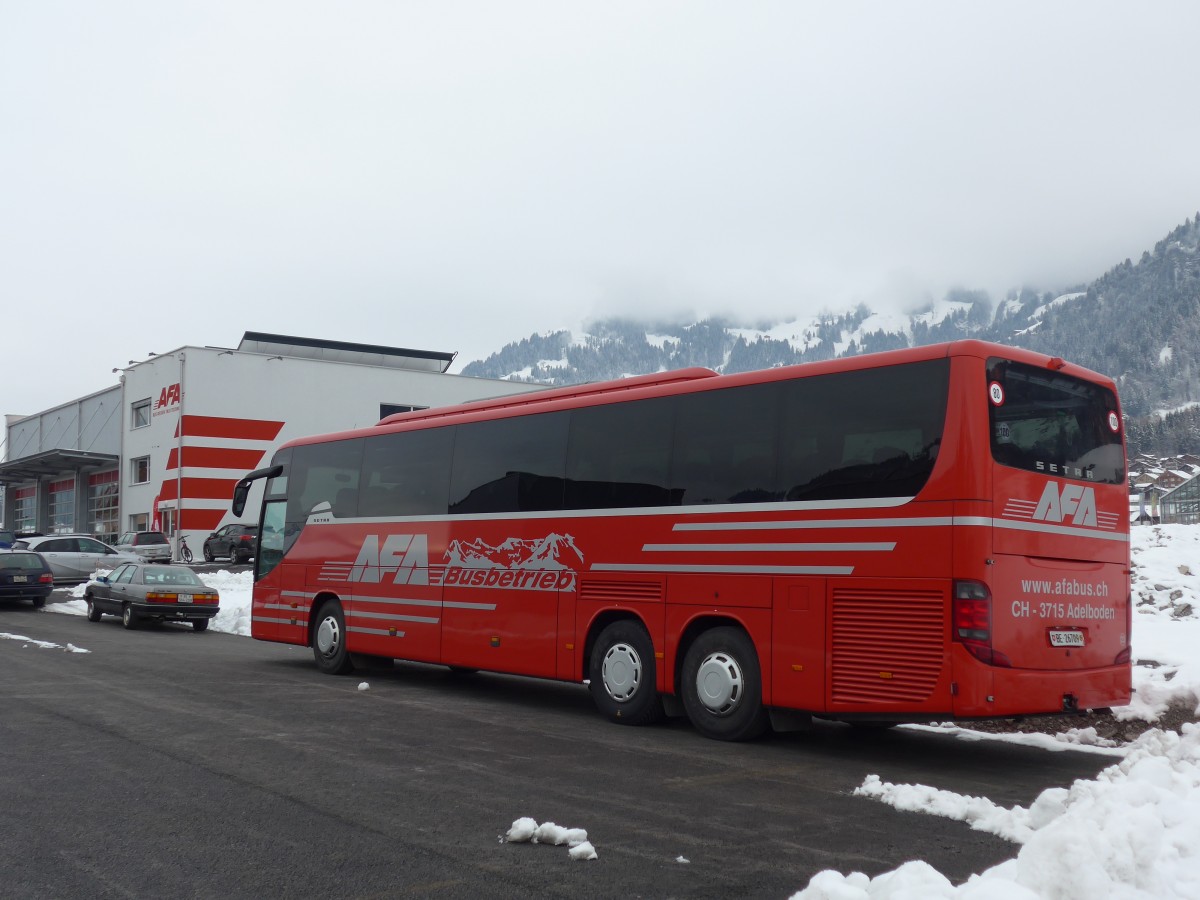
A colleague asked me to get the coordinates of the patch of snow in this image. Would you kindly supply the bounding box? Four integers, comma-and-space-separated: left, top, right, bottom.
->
1160, 345, 1173, 365
1029, 291, 1085, 321
644, 333, 679, 350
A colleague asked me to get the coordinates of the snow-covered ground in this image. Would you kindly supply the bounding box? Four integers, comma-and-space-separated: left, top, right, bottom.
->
35, 525, 1200, 898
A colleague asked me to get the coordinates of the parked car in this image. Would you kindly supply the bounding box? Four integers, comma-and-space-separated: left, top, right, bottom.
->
12, 535, 140, 583
203, 524, 258, 563
84, 563, 220, 631
0, 549, 55, 607
0, 530, 15, 549
114, 530, 173, 563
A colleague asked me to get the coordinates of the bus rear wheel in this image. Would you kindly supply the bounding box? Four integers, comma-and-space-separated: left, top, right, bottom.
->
681, 627, 769, 741
589, 620, 664, 726
312, 600, 354, 675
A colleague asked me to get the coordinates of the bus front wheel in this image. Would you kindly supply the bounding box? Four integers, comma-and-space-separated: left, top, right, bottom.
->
681, 627, 769, 741
312, 600, 354, 675
588, 620, 664, 726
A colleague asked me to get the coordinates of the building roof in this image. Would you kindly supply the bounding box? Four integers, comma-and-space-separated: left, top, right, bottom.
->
236, 332, 456, 374
0, 449, 119, 485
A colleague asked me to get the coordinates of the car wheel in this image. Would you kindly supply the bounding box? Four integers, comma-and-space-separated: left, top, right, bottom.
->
31, 596, 46, 608
193, 618, 210, 632
680, 626, 769, 742
312, 600, 354, 675
122, 604, 139, 630
588, 620, 665, 726
203, 544, 214, 563
86, 598, 103, 622
229, 547, 242, 564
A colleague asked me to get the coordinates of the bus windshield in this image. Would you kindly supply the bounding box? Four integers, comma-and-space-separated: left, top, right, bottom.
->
987, 357, 1124, 484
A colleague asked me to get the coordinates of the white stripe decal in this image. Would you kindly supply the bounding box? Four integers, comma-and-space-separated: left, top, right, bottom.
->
675, 515, 1127, 543
990, 518, 1129, 542
347, 626, 406, 637
351, 610, 439, 625
590, 563, 854, 575
674, 517, 953, 531
307, 496, 918, 525
352, 596, 442, 609
442, 601, 499, 610
641, 542, 894, 553
253, 615, 301, 625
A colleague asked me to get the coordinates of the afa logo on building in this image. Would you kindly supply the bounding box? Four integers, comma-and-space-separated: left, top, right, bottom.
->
153, 382, 182, 416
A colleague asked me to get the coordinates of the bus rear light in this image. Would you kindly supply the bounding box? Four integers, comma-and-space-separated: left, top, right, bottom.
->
952, 581, 1012, 668
952, 581, 990, 642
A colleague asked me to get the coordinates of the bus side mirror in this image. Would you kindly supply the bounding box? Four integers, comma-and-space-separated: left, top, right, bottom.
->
232, 481, 250, 517
230, 464, 282, 517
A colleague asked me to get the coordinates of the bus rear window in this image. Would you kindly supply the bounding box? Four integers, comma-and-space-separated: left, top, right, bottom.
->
987, 358, 1124, 484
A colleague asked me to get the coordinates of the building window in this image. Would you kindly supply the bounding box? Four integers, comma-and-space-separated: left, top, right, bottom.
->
88, 470, 119, 543
48, 478, 75, 533
129, 512, 149, 532
132, 398, 151, 429
380, 403, 428, 420
131, 456, 150, 485
13, 486, 36, 533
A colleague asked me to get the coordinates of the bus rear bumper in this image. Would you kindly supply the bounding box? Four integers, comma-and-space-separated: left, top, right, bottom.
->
952, 653, 1132, 718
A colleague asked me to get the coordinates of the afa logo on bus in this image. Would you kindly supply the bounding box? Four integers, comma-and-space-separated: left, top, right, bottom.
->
1033, 482, 1097, 527
345, 532, 579, 591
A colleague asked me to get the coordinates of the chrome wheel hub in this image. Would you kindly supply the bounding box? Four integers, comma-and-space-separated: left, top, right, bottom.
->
601, 642, 642, 702
695, 651, 743, 715
316, 616, 341, 657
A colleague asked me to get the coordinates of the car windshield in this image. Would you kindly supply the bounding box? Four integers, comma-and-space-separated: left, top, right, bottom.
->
141, 567, 205, 587
0, 553, 43, 570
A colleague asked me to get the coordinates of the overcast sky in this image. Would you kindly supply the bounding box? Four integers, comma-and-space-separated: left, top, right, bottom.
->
3, 1, 1199, 416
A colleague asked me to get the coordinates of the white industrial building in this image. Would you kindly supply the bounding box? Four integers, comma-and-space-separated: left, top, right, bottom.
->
1, 332, 541, 555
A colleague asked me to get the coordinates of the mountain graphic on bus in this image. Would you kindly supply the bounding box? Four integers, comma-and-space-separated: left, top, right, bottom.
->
445, 534, 584, 571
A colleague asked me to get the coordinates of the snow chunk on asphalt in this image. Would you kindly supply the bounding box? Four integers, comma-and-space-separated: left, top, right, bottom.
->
506, 818, 596, 859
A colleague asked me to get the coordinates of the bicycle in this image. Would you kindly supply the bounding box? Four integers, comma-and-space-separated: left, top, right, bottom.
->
177, 534, 194, 564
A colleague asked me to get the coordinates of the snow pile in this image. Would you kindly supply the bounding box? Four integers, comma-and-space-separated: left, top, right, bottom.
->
1132, 524, 1200, 618
0, 632, 90, 653
794, 725, 1200, 899
505, 818, 597, 861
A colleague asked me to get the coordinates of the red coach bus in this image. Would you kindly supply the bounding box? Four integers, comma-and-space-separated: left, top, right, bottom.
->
232, 340, 1131, 740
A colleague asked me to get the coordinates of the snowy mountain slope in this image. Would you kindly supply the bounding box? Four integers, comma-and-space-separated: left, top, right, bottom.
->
459, 215, 1200, 453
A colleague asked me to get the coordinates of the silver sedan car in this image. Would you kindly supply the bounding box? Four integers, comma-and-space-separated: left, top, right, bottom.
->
12, 534, 139, 583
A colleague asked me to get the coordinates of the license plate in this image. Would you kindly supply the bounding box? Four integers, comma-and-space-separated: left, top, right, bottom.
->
1049, 629, 1085, 648
178, 594, 193, 604
12, 575, 28, 583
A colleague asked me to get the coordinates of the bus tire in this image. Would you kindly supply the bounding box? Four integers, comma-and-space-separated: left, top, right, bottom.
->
589, 620, 664, 726
312, 600, 354, 675
681, 626, 769, 741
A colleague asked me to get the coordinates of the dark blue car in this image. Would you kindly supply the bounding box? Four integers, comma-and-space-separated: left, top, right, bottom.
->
0, 550, 55, 607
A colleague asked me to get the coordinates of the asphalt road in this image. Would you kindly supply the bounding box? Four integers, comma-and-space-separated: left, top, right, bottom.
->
1, 600, 1113, 899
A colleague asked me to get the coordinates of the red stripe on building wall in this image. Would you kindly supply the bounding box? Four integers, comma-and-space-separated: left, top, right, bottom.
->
157, 477, 241, 502
14, 487, 35, 499
181, 509, 225, 531
181, 415, 285, 441
49, 478, 75, 492
89, 470, 119, 486
167, 447, 269, 471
